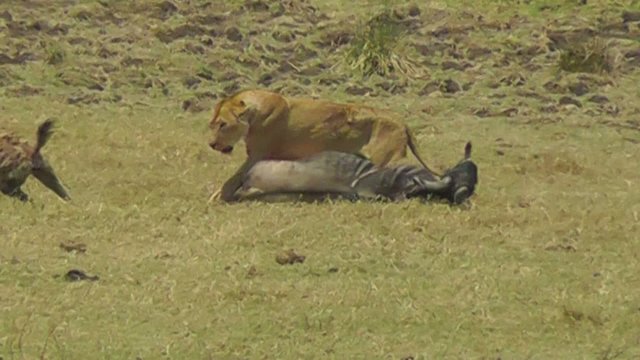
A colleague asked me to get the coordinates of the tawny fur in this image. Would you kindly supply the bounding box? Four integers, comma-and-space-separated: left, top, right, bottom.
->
208, 88, 436, 202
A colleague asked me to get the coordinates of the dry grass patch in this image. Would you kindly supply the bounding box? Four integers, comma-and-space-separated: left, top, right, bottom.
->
346, 9, 425, 78
558, 37, 619, 74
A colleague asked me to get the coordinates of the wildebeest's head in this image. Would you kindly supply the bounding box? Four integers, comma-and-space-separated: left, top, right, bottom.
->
440, 142, 478, 204
406, 142, 477, 204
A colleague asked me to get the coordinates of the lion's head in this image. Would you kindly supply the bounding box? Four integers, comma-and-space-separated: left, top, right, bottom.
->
208, 97, 251, 155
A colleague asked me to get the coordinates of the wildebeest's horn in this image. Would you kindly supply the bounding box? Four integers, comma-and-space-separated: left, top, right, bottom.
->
418, 175, 452, 191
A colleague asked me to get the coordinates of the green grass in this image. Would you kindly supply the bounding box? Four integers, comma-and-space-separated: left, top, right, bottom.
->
1, 0, 640, 359
346, 9, 414, 77
558, 37, 617, 74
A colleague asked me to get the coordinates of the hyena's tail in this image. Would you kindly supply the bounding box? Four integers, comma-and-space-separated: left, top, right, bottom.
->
31, 119, 71, 201
34, 119, 55, 155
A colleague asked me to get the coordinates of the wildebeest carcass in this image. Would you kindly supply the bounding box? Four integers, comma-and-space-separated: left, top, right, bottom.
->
0, 119, 71, 202
235, 142, 478, 205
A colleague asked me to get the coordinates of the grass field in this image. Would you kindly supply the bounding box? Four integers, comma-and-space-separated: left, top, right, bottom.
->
1, 0, 640, 358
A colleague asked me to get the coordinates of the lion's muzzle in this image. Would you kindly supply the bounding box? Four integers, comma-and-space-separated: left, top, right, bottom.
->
209, 142, 234, 154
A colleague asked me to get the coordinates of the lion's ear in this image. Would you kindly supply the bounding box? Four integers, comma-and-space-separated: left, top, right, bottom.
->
237, 105, 257, 126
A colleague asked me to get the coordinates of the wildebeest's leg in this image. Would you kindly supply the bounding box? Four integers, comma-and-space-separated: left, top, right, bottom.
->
215, 158, 258, 203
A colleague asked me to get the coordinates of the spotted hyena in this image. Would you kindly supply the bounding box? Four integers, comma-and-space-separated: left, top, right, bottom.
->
0, 119, 70, 202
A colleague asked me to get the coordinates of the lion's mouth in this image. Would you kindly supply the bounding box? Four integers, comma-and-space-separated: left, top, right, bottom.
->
220, 146, 233, 154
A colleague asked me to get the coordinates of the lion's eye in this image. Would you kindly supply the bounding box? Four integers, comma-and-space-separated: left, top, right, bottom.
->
219, 122, 227, 129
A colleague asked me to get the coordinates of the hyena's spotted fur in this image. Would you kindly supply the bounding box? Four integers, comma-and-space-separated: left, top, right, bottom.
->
0, 119, 70, 202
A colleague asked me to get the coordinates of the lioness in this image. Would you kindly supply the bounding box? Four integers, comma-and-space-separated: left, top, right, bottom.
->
208, 88, 435, 202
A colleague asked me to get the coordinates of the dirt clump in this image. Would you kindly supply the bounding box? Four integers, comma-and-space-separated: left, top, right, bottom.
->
297, 64, 325, 76
154, 1, 179, 20
345, 85, 374, 96
96, 46, 118, 59
120, 57, 146, 68
0, 53, 35, 65
500, 74, 526, 87
67, 91, 122, 106
225, 27, 243, 42
272, 30, 296, 43
376, 81, 407, 94
182, 91, 217, 113
622, 11, 640, 23
182, 76, 201, 89
276, 249, 306, 265
313, 30, 353, 49
156, 24, 217, 43
60, 242, 87, 253
568, 82, 589, 96
244, 0, 270, 12
543, 81, 565, 94
441, 60, 471, 71
258, 73, 276, 86
441, 79, 462, 93
588, 95, 609, 104
558, 96, 582, 108
0, 10, 12, 22
466, 46, 492, 60
6, 85, 43, 97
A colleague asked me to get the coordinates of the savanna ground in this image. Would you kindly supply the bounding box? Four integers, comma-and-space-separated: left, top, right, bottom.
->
1, 0, 640, 358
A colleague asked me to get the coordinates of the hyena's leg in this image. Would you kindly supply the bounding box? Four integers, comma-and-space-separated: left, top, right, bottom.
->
11, 188, 29, 202
1, 176, 29, 202
1, 186, 29, 202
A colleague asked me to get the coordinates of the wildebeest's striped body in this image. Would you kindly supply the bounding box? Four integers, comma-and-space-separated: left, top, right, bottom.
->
239, 142, 477, 204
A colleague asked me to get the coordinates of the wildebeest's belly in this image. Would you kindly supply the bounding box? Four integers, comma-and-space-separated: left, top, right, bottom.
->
246, 159, 355, 194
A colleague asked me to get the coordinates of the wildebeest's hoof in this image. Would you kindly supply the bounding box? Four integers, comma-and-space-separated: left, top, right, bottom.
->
443, 156, 478, 205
